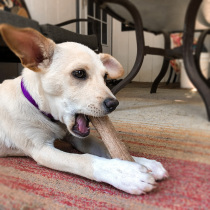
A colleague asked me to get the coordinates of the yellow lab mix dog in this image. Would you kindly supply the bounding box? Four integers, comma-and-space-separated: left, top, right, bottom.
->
0, 24, 168, 195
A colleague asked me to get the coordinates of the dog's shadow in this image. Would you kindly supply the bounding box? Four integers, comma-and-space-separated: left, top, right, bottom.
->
54, 139, 81, 154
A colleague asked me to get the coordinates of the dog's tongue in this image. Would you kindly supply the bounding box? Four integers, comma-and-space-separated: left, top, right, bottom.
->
76, 114, 89, 134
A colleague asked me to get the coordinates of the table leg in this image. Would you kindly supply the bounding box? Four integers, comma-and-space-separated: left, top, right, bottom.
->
194, 29, 210, 86
183, 0, 210, 120
150, 32, 171, 93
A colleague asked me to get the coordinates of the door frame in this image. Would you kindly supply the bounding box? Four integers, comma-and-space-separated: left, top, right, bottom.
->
77, 0, 112, 54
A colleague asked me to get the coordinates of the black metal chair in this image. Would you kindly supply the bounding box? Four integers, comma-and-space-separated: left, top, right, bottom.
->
95, 0, 210, 121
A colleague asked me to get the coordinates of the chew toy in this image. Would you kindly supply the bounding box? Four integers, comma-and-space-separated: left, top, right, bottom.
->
90, 116, 135, 162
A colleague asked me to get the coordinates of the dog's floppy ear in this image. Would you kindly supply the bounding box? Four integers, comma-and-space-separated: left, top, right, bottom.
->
0, 24, 55, 72
99, 53, 124, 79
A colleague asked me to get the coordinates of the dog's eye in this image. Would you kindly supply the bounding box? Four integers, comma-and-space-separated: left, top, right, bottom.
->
72, 70, 87, 79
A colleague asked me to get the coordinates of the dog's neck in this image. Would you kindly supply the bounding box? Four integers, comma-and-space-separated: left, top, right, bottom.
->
21, 69, 57, 122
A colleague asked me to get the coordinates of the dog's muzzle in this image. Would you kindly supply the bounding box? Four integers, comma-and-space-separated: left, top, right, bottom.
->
72, 98, 118, 138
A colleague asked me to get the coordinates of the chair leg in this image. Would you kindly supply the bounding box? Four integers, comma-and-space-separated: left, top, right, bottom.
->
150, 32, 171, 93
100, 0, 145, 95
183, 0, 210, 121
150, 58, 170, 93
172, 73, 177, 84
166, 66, 173, 85
194, 29, 210, 87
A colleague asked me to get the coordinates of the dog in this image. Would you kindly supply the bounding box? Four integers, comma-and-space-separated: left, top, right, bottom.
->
0, 24, 168, 195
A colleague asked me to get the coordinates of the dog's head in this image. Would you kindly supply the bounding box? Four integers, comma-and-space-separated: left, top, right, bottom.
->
0, 24, 124, 138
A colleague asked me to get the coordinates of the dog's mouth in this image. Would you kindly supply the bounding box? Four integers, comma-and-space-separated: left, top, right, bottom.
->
72, 114, 90, 137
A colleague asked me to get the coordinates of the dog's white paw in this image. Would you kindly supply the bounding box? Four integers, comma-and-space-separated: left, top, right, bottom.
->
93, 158, 156, 195
133, 157, 169, 180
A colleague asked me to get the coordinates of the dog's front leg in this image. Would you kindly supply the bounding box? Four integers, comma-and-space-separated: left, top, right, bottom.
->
31, 143, 156, 195
133, 157, 169, 180
65, 135, 168, 181
31, 144, 96, 180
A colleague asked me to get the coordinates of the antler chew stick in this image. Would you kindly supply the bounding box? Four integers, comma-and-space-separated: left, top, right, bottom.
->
89, 116, 134, 162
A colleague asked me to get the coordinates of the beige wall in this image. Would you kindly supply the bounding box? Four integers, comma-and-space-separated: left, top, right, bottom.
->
25, 0, 76, 32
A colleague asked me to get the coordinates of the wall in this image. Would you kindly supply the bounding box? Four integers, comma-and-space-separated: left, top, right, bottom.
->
25, 0, 76, 32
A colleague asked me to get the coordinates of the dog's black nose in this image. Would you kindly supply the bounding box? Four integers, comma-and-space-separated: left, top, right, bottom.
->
104, 98, 119, 113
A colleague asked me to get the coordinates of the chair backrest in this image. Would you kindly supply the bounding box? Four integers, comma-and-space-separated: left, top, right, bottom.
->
41, 24, 100, 52
0, 10, 40, 32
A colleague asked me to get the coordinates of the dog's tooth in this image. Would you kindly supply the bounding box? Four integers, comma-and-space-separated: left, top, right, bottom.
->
84, 114, 87, 121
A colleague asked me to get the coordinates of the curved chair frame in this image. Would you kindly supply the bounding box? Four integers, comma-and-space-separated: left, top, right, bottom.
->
98, 0, 210, 121
183, 0, 210, 120
98, 0, 145, 95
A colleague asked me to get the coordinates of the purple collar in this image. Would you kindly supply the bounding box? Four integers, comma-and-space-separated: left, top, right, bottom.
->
21, 79, 57, 122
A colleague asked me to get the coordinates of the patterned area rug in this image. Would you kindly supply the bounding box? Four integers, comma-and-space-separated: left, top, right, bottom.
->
0, 120, 209, 209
